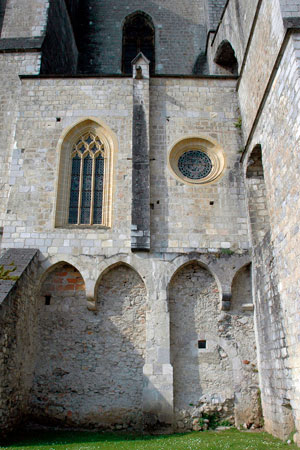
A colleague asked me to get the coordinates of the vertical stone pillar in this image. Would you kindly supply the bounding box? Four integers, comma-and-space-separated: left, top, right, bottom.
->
131, 53, 151, 251
143, 275, 174, 428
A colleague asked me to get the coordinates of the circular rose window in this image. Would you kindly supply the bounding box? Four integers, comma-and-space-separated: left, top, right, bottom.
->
178, 150, 212, 180
168, 137, 226, 185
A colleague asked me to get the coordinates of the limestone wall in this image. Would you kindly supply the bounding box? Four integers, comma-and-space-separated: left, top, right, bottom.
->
0, 53, 41, 230
237, 0, 285, 139
205, 0, 227, 30
207, 0, 260, 75
244, 32, 300, 444
170, 262, 259, 430
150, 77, 248, 252
1, 0, 49, 38
0, 249, 39, 436
279, 0, 300, 19
1, 76, 248, 256
1, 78, 133, 256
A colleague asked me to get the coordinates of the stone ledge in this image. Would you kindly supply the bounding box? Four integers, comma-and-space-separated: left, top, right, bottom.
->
0, 37, 44, 53
283, 17, 300, 30
0, 248, 39, 304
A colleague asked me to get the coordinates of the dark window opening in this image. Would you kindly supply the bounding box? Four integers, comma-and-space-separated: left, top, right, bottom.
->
45, 295, 51, 305
198, 340, 207, 349
122, 12, 155, 75
214, 40, 238, 74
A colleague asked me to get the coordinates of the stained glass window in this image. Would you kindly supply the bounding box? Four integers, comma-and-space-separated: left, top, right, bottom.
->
178, 150, 212, 180
68, 132, 105, 225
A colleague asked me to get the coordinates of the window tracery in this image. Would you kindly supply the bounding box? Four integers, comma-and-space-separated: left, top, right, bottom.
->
55, 119, 116, 229
68, 132, 105, 225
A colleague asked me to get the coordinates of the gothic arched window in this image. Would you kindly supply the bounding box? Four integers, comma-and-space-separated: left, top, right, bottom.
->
56, 119, 117, 228
122, 12, 155, 75
69, 132, 105, 225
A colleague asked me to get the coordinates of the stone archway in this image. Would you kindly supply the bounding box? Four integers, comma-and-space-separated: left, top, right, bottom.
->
30, 262, 86, 426
169, 262, 235, 427
95, 263, 147, 429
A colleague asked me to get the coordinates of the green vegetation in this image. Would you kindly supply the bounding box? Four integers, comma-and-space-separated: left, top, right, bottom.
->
198, 412, 220, 430
220, 248, 235, 256
1, 429, 298, 450
234, 117, 242, 129
0, 263, 19, 281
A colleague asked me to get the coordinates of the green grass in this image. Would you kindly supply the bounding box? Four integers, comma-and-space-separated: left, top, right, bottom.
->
1, 429, 298, 450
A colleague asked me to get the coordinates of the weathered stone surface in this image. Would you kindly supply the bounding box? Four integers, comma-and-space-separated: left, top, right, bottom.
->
0, 248, 39, 437
0, 0, 300, 445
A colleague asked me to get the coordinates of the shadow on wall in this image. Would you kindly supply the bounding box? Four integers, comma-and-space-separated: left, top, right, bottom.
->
149, 79, 170, 250
30, 262, 148, 430
0, 0, 7, 36
246, 144, 270, 245
75, 1, 207, 75
214, 40, 238, 75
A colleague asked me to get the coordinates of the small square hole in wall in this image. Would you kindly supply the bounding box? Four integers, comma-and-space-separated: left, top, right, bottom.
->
198, 340, 206, 349
210, 201, 214, 205
45, 295, 51, 305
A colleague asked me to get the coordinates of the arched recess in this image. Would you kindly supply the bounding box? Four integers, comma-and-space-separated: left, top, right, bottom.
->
30, 262, 87, 425
230, 263, 253, 312
94, 263, 147, 427
166, 257, 223, 306
122, 11, 155, 75
55, 118, 118, 228
214, 40, 238, 74
169, 262, 236, 419
246, 144, 270, 244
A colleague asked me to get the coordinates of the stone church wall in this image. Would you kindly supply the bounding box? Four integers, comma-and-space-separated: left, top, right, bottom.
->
1, 77, 133, 255
150, 77, 248, 252
205, 0, 227, 30
207, 0, 260, 76
1, 0, 49, 38
1, 76, 247, 256
170, 262, 259, 430
245, 32, 300, 444
0, 53, 41, 232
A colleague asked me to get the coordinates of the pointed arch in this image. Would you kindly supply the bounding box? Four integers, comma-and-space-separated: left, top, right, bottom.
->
55, 118, 118, 228
167, 258, 222, 302
214, 40, 238, 74
39, 260, 85, 290
246, 144, 270, 244
95, 261, 147, 300
230, 263, 253, 312
122, 11, 155, 75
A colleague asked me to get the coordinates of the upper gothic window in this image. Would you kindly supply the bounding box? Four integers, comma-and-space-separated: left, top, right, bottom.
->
55, 119, 117, 228
122, 12, 155, 75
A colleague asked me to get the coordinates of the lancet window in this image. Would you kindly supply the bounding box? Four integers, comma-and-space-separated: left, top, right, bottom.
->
68, 132, 105, 225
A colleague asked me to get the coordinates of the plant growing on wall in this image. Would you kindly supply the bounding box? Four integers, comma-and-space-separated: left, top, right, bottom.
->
0, 263, 19, 281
